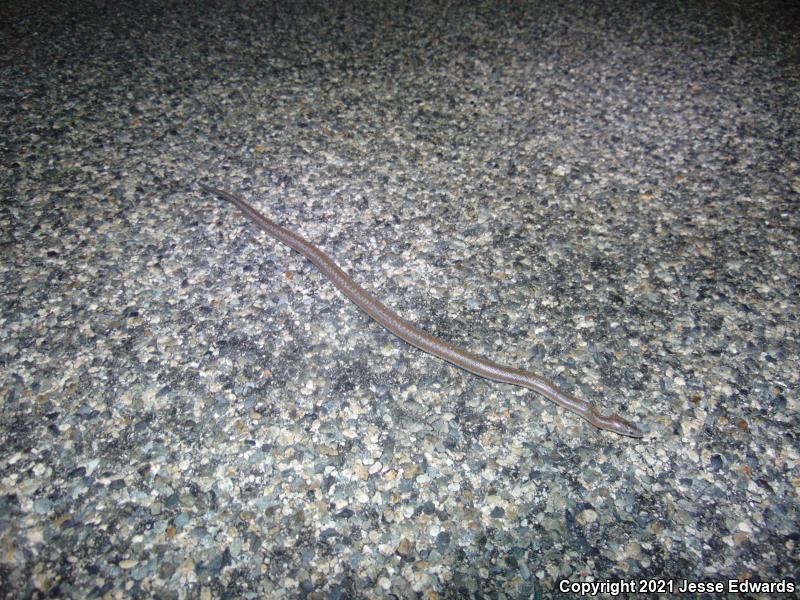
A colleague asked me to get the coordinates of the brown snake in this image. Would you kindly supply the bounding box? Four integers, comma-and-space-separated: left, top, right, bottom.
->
200, 183, 644, 438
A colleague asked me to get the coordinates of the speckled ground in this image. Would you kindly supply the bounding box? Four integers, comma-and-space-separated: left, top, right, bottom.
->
1, 0, 799, 598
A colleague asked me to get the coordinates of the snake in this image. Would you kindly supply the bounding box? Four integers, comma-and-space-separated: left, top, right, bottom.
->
199, 183, 644, 438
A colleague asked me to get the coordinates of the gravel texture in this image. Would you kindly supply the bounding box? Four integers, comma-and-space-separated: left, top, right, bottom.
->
1, 0, 799, 598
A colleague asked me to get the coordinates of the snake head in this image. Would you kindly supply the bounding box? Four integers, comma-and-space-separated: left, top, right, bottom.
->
606, 414, 644, 438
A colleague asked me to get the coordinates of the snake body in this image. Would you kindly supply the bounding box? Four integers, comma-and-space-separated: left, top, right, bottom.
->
200, 183, 643, 438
